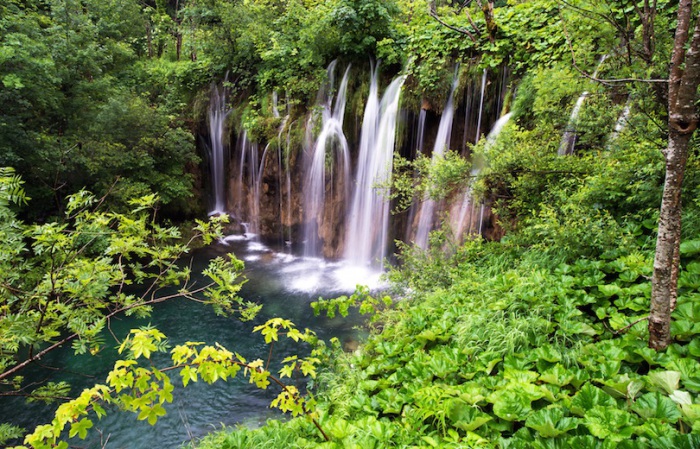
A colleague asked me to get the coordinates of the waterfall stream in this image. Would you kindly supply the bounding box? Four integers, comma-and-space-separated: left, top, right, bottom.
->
208, 63, 513, 263
451, 112, 512, 240
208, 84, 229, 215
234, 131, 260, 236
344, 67, 405, 268
413, 68, 460, 249
303, 62, 351, 258
558, 55, 608, 156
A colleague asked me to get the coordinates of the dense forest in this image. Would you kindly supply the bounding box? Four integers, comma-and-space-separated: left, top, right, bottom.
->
2, 0, 700, 447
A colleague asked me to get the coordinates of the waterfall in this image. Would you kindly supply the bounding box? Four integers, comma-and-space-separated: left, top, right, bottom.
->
303, 62, 352, 258
558, 55, 608, 155
475, 69, 487, 141
606, 97, 632, 148
404, 108, 427, 243
233, 131, 260, 235
413, 68, 460, 249
272, 91, 293, 249
451, 112, 512, 240
344, 67, 405, 268
416, 108, 427, 155
285, 123, 293, 250
208, 84, 229, 215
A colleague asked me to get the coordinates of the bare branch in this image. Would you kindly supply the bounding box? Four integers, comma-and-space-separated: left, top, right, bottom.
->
559, 10, 667, 86
612, 316, 648, 335
429, 2, 478, 42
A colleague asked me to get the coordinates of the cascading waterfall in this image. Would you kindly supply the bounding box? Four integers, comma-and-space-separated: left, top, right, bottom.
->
558, 55, 608, 155
285, 122, 294, 249
213, 63, 513, 261
253, 143, 274, 236
344, 67, 405, 268
413, 68, 460, 249
303, 62, 351, 258
208, 84, 229, 215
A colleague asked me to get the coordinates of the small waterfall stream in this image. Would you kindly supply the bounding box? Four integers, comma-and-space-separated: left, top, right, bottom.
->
413, 68, 460, 249
606, 97, 632, 148
234, 131, 260, 235
404, 108, 427, 243
558, 55, 608, 155
208, 84, 229, 215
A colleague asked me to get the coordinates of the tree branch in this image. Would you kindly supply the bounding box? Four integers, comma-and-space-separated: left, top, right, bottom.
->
429, 2, 478, 42
559, 9, 667, 86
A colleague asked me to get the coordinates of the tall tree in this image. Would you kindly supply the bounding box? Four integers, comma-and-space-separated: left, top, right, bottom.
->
649, 0, 700, 350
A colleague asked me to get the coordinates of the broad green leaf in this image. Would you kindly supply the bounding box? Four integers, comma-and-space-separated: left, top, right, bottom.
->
600, 374, 642, 399
684, 261, 700, 274
570, 383, 617, 416
525, 407, 579, 438
680, 240, 700, 256
534, 345, 562, 363
447, 399, 492, 431
540, 365, 575, 387
490, 390, 533, 421
597, 284, 622, 297
632, 392, 682, 421
583, 406, 638, 441
669, 390, 692, 405
680, 403, 700, 425
648, 371, 681, 394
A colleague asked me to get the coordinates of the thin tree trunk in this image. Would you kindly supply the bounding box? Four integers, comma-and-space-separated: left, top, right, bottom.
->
649, 131, 689, 350
649, 2, 700, 350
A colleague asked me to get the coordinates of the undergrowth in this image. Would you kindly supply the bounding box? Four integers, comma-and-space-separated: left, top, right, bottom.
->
192, 234, 700, 448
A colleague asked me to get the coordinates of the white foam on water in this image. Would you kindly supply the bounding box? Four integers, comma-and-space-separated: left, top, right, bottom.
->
333, 264, 384, 292
274, 253, 296, 264
288, 272, 322, 292
247, 241, 266, 252
222, 234, 248, 242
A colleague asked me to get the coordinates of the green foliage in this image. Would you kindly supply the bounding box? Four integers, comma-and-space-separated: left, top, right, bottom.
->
331, 0, 399, 58
0, 423, 25, 446
311, 285, 392, 322
391, 150, 473, 214
0, 171, 252, 440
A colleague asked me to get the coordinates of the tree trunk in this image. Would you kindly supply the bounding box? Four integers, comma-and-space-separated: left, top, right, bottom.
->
476, 0, 496, 43
649, 1, 700, 350
649, 130, 690, 350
